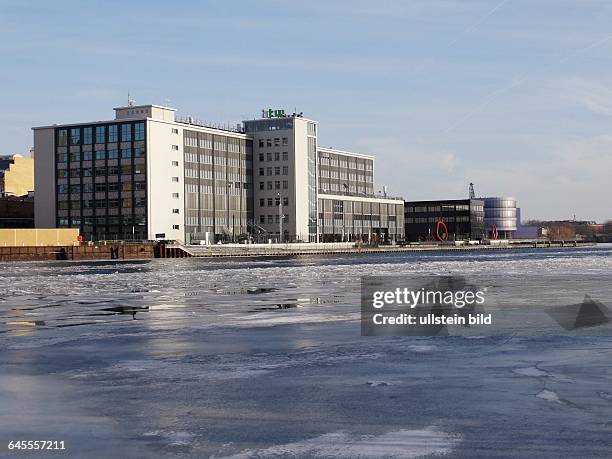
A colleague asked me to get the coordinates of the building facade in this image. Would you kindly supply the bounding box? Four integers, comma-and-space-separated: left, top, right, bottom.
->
0, 154, 34, 197
482, 197, 517, 239
404, 199, 485, 242
33, 104, 403, 243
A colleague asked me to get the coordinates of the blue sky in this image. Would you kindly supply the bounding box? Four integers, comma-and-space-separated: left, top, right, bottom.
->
1, 0, 611, 222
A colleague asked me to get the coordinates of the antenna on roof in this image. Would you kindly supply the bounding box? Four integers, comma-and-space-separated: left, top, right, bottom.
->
469, 182, 475, 199
127, 92, 135, 107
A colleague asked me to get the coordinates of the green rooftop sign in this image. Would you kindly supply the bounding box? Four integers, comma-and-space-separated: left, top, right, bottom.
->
261, 109, 286, 119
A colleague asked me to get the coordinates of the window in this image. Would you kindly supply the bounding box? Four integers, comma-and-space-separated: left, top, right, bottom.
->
259, 198, 265, 207
122, 198, 132, 208
267, 198, 273, 207
172, 193, 179, 198
275, 197, 280, 206
259, 215, 265, 223
259, 182, 264, 190
172, 224, 180, 230
135, 123, 145, 141
266, 153, 272, 161
267, 181, 273, 190
83, 183, 93, 193
82, 168, 92, 177
171, 177, 179, 182
259, 168, 264, 176
95, 126, 105, 143
274, 138, 280, 146
266, 139, 272, 147
282, 180, 288, 189
172, 209, 180, 214
259, 153, 264, 161
95, 183, 106, 192
70, 152, 81, 162
108, 125, 118, 142
70, 128, 81, 145
57, 184, 69, 194
120, 182, 131, 192
134, 147, 145, 157
95, 167, 106, 176
282, 166, 288, 175
95, 150, 105, 160
267, 215, 273, 223
275, 181, 280, 190
267, 167, 272, 176
108, 149, 119, 159
134, 165, 145, 174
282, 137, 288, 146
171, 128, 179, 134
121, 148, 132, 159
136, 198, 146, 207
107, 166, 119, 175
83, 151, 92, 161
57, 152, 68, 162
258, 139, 264, 148
284, 215, 289, 223
135, 182, 146, 191
121, 165, 132, 175
58, 129, 68, 146
172, 145, 179, 151
171, 161, 179, 167
83, 127, 92, 145
121, 124, 132, 141
274, 166, 280, 175
69, 169, 81, 178
274, 152, 280, 161
283, 197, 289, 206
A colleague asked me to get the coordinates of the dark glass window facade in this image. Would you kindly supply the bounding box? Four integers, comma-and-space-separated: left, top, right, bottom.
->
54, 121, 147, 241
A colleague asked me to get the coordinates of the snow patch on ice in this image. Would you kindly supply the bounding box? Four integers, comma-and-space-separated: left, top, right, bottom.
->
513, 367, 549, 377
408, 344, 436, 353
536, 389, 562, 404
366, 381, 390, 387
222, 426, 460, 458
143, 430, 194, 446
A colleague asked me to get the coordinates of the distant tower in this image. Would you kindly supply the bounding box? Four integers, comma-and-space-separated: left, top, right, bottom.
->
469, 182, 476, 199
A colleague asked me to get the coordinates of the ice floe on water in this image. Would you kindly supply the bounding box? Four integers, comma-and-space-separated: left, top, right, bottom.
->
536, 390, 563, 404
221, 427, 460, 459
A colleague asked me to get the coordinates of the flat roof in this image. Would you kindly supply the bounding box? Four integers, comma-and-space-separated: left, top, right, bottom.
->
317, 146, 374, 160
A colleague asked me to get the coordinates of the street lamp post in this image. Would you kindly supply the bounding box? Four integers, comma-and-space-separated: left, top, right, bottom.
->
227, 182, 232, 243
277, 192, 283, 243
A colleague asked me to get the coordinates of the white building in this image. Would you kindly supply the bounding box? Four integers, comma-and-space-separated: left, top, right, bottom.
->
33, 105, 404, 243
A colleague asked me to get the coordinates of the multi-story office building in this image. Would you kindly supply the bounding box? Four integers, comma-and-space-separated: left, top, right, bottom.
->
404, 199, 485, 242
33, 104, 404, 243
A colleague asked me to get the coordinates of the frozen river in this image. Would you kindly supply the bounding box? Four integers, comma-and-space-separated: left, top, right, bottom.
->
1, 246, 612, 458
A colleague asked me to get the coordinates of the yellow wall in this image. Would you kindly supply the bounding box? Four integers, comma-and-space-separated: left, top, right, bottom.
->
2, 156, 34, 196
0, 229, 79, 246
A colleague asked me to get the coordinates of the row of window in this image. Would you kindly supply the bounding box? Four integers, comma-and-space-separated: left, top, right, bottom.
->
259, 166, 289, 176
319, 157, 372, 170
57, 165, 145, 178
259, 197, 289, 207
58, 217, 146, 227
58, 182, 145, 194
58, 123, 145, 146
406, 216, 471, 223
259, 180, 289, 191
407, 205, 472, 213
259, 214, 289, 224
319, 171, 372, 181
57, 147, 145, 162
258, 152, 289, 162
58, 198, 147, 209
258, 137, 289, 148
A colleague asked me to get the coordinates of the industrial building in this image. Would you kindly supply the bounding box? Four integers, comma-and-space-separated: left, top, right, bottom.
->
32, 104, 404, 243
